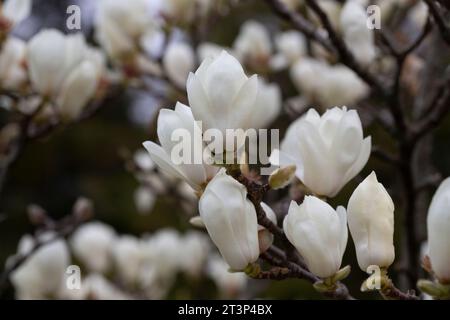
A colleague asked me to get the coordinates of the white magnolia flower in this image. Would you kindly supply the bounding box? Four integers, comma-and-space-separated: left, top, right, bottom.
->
347, 172, 395, 272
142, 229, 182, 278
112, 235, 144, 285
340, 0, 376, 66
187, 51, 258, 135
272, 107, 371, 197
258, 202, 277, 253
199, 169, 259, 271
63, 274, 130, 300
427, 177, 450, 283
10, 233, 70, 299
143, 102, 218, 191
27, 29, 104, 120
163, 41, 195, 89
207, 254, 247, 298
252, 78, 282, 129
178, 231, 211, 277
0, 37, 26, 90
283, 196, 348, 278
290, 58, 368, 107
233, 20, 272, 65
70, 221, 116, 273
271, 31, 306, 70
1, 0, 31, 25
95, 0, 156, 60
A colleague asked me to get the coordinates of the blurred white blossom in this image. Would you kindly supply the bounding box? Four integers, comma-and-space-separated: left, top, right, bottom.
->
9, 233, 70, 299
70, 221, 116, 273
163, 41, 195, 89
1, 0, 31, 26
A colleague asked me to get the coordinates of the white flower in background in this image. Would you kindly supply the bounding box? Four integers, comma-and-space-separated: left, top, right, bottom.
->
320, 64, 369, 107
426, 177, 450, 283
1, 0, 31, 26
70, 221, 116, 273
141, 229, 182, 278
347, 172, 395, 272
271, 31, 306, 70
9, 233, 70, 299
409, 2, 429, 28
178, 231, 211, 277
207, 254, 247, 298
290, 58, 368, 108
199, 169, 259, 271
134, 149, 155, 171
252, 78, 282, 129
340, 0, 376, 66
187, 51, 258, 135
112, 235, 143, 285
134, 185, 156, 214
27, 29, 105, 120
258, 202, 277, 253
197, 42, 238, 62
233, 20, 272, 66
272, 107, 371, 197
0, 37, 26, 90
63, 274, 130, 300
95, 0, 156, 60
143, 102, 218, 191
283, 196, 348, 278
163, 41, 195, 89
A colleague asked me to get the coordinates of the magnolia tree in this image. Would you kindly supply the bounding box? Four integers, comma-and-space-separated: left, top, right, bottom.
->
0, 0, 450, 300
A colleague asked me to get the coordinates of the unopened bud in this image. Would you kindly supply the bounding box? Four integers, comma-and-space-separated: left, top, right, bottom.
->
417, 279, 450, 299
268, 165, 296, 189
189, 216, 205, 228
72, 197, 94, 222
27, 204, 48, 225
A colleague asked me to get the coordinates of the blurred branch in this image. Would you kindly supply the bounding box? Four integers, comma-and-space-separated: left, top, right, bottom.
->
425, 0, 450, 46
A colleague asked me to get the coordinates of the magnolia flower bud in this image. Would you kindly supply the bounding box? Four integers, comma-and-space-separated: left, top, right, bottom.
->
187, 51, 258, 135
1, 0, 31, 26
163, 41, 195, 89
340, 0, 376, 66
70, 221, 116, 273
283, 196, 348, 278
199, 169, 259, 271
112, 235, 143, 285
95, 0, 156, 60
427, 177, 450, 283
178, 231, 211, 277
0, 37, 26, 90
27, 29, 104, 120
258, 202, 277, 253
233, 20, 272, 66
271, 107, 371, 197
269, 165, 297, 190
290, 59, 368, 108
159, 0, 212, 24
143, 102, 218, 191
271, 31, 306, 70
347, 172, 395, 272
10, 233, 70, 299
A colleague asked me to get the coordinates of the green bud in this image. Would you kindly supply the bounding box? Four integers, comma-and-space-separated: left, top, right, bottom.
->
269, 165, 296, 190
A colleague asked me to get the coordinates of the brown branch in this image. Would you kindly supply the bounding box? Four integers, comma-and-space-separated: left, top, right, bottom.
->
425, 0, 450, 46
